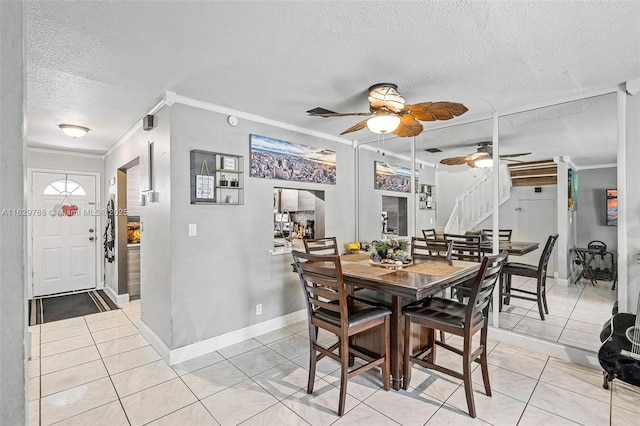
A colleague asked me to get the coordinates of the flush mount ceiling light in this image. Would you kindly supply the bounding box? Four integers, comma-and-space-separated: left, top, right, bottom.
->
59, 124, 90, 138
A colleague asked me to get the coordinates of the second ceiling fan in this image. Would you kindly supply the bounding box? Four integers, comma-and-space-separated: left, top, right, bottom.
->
307, 83, 468, 137
439, 142, 531, 168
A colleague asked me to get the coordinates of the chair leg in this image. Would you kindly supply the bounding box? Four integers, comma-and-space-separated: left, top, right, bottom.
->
427, 328, 436, 364
462, 332, 476, 418
440, 330, 446, 342
382, 318, 391, 391
307, 327, 317, 394
479, 321, 492, 397
403, 315, 412, 390
338, 336, 349, 416
536, 278, 546, 320
541, 279, 549, 314
504, 274, 512, 305
498, 275, 504, 312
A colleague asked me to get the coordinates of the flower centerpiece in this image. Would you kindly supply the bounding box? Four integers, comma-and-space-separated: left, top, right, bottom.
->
371, 239, 410, 264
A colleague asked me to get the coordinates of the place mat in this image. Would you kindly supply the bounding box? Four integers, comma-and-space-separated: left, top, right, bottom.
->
403, 262, 464, 277
340, 253, 370, 262
341, 263, 395, 277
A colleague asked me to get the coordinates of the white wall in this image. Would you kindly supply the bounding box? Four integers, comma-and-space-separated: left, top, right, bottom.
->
28, 149, 104, 175
0, 1, 26, 423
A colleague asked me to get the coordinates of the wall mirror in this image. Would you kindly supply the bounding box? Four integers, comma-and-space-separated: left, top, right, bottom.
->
496, 92, 618, 352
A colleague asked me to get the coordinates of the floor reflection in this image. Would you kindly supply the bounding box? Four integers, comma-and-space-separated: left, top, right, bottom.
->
496, 276, 616, 352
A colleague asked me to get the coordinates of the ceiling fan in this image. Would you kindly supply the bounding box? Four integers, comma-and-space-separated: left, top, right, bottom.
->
439, 141, 531, 168
307, 83, 468, 137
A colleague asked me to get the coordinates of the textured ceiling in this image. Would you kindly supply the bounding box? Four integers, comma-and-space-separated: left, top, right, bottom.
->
26, 1, 640, 167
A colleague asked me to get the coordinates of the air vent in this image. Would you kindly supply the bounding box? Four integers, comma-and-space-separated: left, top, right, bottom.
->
425, 148, 442, 153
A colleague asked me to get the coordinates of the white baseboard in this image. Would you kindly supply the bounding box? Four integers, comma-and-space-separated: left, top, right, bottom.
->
139, 309, 307, 366
103, 285, 129, 308
489, 327, 600, 369
138, 320, 171, 364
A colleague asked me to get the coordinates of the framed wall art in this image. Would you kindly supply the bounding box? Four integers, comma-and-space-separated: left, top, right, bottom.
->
374, 161, 419, 193
249, 134, 336, 184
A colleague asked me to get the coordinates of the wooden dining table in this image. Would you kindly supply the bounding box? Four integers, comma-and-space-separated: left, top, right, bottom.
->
480, 240, 539, 256
338, 253, 481, 390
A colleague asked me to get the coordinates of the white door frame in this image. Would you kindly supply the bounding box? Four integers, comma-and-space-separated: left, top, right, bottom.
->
27, 168, 102, 300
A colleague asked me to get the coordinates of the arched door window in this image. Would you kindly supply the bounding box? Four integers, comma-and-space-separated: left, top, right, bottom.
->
43, 180, 86, 196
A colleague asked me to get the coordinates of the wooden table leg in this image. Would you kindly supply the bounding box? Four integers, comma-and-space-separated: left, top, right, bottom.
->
390, 295, 403, 390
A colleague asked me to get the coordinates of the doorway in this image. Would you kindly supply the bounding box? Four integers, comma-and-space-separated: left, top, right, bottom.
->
117, 160, 141, 301
29, 171, 99, 297
382, 195, 408, 237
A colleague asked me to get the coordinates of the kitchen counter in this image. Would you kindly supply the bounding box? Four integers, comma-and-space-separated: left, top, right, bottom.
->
272, 237, 304, 256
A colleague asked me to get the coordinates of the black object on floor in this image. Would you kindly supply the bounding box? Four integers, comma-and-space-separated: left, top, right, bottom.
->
30, 290, 117, 325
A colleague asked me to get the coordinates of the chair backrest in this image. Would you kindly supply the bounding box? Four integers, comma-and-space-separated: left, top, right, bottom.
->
444, 233, 482, 262
411, 237, 453, 263
465, 250, 508, 323
537, 234, 559, 277
482, 229, 512, 242
291, 250, 347, 329
303, 237, 339, 255
421, 229, 437, 239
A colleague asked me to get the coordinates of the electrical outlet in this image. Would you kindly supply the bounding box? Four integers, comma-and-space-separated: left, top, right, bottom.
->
189, 224, 197, 236
256, 304, 262, 315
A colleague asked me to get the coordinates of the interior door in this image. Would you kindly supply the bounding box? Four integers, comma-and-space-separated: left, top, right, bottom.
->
31, 172, 97, 297
516, 198, 557, 274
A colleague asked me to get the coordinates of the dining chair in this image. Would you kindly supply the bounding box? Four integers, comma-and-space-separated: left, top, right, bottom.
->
291, 250, 391, 416
402, 251, 508, 418
482, 228, 512, 242
303, 237, 339, 255
411, 237, 453, 263
500, 234, 559, 320
443, 233, 483, 302
421, 228, 437, 239
443, 233, 482, 262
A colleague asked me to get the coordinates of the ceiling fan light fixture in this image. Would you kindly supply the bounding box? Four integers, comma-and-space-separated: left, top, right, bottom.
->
366, 114, 401, 134
474, 158, 494, 168
59, 124, 90, 138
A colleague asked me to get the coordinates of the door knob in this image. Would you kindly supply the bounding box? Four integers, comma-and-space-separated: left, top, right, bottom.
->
89, 236, 95, 241
89, 228, 94, 233
515, 207, 523, 212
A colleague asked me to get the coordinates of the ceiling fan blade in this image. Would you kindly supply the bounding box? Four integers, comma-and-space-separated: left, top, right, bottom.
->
307, 107, 372, 118
340, 119, 369, 135
392, 114, 423, 137
499, 152, 532, 158
440, 156, 470, 165
403, 102, 468, 122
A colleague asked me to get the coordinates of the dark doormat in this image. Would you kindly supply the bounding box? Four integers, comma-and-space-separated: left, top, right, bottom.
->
29, 290, 118, 326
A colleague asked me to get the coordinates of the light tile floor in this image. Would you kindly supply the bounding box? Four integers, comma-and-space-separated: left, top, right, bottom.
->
497, 275, 617, 352
28, 298, 638, 425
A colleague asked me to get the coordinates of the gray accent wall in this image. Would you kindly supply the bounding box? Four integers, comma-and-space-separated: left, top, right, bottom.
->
576, 167, 617, 252
168, 104, 355, 348
0, 1, 26, 424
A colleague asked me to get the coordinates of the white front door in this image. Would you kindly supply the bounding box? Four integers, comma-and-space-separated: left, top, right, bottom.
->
516, 198, 557, 274
31, 172, 98, 297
